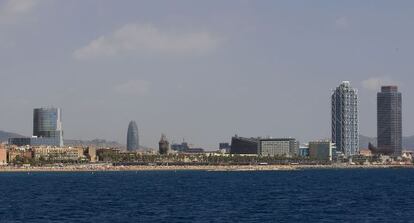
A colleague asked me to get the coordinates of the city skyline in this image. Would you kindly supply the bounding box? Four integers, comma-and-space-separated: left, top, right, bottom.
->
1, 1, 414, 148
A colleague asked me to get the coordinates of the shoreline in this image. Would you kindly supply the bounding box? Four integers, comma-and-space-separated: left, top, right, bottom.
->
0, 164, 413, 172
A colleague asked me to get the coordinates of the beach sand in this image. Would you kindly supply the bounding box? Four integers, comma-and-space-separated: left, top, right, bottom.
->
0, 164, 412, 172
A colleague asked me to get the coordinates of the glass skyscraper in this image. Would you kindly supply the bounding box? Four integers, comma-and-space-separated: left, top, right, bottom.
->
127, 121, 139, 151
33, 107, 63, 147
331, 81, 359, 157
9, 107, 64, 147
377, 86, 402, 155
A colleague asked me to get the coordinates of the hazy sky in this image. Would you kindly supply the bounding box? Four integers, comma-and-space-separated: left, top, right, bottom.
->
1, 0, 413, 149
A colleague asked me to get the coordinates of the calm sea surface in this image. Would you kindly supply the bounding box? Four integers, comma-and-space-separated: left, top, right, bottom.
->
0, 169, 413, 223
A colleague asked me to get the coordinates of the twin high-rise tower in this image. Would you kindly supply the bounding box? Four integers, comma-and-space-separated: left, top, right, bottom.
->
331, 82, 403, 157
331, 81, 360, 157
377, 86, 402, 155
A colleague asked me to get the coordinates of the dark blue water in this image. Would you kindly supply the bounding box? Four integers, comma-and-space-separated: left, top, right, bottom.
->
0, 169, 413, 223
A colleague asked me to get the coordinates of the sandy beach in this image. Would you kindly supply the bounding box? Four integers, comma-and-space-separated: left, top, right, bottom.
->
0, 164, 412, 172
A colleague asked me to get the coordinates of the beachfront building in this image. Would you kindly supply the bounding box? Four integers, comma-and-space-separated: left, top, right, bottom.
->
0, 145, 7, 165
33, 147, 84, 161
87, 147, 97, 162
219, 143, 231, 153
258, 138, 299, 157
96, 148, 121, 162
7, 146, 33, 163
298, 146, 310, 157
309, 141, 336, 161
331, 81, 359, 157
377, 86, 402, 156
9, 107, 64, 147
230, 136, 259, 155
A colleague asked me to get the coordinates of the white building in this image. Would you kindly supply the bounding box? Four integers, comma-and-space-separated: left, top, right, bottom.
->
331, 81, 359, 157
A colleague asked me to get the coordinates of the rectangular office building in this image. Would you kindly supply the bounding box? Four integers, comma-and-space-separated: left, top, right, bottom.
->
377, 86, 402, 156
309, 141, 336, 161
230, 136, 259, 155
259, 138, 299, 157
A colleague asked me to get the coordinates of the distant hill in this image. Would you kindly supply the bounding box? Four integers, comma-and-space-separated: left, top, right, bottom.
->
359, 135, 414, 151
0, 130, 25, 143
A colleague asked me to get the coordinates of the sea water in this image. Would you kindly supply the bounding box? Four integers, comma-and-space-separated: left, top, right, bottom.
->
0, 169, 413, 222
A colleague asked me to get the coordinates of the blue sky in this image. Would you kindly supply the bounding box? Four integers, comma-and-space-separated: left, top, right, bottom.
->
1, 0, 413, 149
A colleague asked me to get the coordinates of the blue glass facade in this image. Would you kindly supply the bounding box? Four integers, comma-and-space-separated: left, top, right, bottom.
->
31, 107, 63, 147
9, 108, 63, 147
127, 121, 139, 151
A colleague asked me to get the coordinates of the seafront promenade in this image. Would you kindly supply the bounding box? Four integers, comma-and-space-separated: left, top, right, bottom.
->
0, 164, 412, 172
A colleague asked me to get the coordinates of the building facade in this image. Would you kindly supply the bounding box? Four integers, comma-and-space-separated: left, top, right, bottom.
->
259, 138, 299, 157
9, 137, 63, 147
219, 143, 231, 153
33, 147, 83, 161
171, 142, 190, 152
127, 121, 139, 151
8, 138, 31, 146
33, 107, 63, 146
86, 147, 97, 162
298, 146, 310, 157
6, 146, 33, 163
309, 141, 336, 161
9, 107, 64, 147
0, 145, 7, 165
159, 134, 170, 155
230, 136, 259, 155
377, 86, 402, 156
331, 81, 359, 157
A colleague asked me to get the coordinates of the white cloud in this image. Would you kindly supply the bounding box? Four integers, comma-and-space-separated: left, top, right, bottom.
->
361, 77, 400, 91
0, 0, 37, 24
73, 24, 220, 59
335, 16, 350, 29
113, 80, 150, 96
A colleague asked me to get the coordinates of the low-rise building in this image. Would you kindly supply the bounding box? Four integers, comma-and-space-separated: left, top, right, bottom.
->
359, 148, 372, 157
0, 144, 7, 165
9, 136, 63, 147
259, 138, 299, 157
33, 147, 84, 161
171, 142, 189, 152
230, 135, 259, 155
219, 143, 231, 153
309, 141, 336, 161
7, 146, 33, 162
298, 146, 310, 157
171, 142, 205, 154
97, 148, 121, 162
87, 147, 97, 162
184, 148, 205, 154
